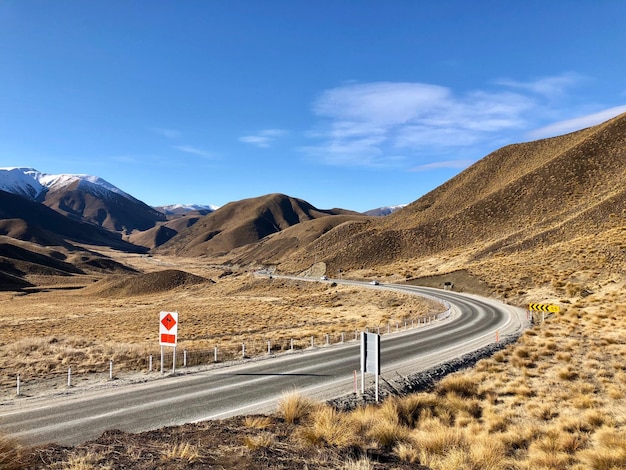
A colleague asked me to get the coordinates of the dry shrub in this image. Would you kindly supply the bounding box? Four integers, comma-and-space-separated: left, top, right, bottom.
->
160, 442, 200, 464
298, 405, 359, 448
558, 366, 578, 381
435, 373, 480, 399
444, 394, 483, 421
530, 403, 559, 421
276, 390, 317, 424
341, 456, 375, 470
393, 442, 420, 464
243, 432, 275, 451
243, 415, 273, 430
349, 405, 379, 433
365, 418, 409, 449
408, 424, 507, 470
50, 451, 112, 470
393, 393, 439, 427
579, 427, 626, 470
0, 434, 22, 470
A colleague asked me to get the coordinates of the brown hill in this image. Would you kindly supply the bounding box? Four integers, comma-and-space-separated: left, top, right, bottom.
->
84, 269, 209, 297
242, 112, 626, 275
127, 213, 204, 250
0, 190, 147, 289
157, 193, 360, 257
42, 180, 166, 234
0, 190, 144, 252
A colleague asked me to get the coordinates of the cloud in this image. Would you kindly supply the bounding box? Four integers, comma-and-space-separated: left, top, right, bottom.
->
174, 145, 214, 159
304, 81, 537, 168
239, 129, 287, 148
302, 75, 622, 170
526, 105, 626, 139
153, 128, 182, 139
493, 72, 584, 99
409, 159, 475, 172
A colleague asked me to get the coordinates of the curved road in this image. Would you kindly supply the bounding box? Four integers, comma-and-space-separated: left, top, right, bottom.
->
0, 283, 527, 446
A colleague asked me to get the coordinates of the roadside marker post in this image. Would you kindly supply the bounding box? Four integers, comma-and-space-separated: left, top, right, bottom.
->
159, 311, 178, 375
360, 332, 381, 402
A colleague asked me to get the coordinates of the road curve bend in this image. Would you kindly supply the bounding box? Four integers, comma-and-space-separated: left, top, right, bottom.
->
0, 282, 528, 446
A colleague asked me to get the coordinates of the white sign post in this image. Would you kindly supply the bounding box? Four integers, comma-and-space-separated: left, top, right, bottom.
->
159, 311, 178, 374
360, 332, 381, 402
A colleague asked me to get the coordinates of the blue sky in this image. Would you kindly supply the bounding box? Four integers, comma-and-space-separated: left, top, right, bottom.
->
1, 1, 625, 212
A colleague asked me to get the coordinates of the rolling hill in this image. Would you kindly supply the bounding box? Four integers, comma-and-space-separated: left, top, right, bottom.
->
157, 193, 362, 258
269, 112, 626, 279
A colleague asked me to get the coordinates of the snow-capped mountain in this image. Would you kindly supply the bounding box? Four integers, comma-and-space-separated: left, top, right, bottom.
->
363, 204, 407, 216
0, 167, 133, 202
156, 203, 218, 216
0, 167, 165, 234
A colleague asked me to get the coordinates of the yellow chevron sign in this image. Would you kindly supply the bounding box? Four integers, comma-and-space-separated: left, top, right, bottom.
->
528, 303, 560, 313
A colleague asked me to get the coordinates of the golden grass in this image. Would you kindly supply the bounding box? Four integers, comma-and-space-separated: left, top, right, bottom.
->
277, 391, 318, 424
242, 432, 275, 451
160, 442, 201, 463
0, 434, 22, 470
49, 451, 113, 470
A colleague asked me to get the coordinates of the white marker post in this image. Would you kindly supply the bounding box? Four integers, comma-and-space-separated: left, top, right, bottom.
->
360, 332, 381, 402
159, 311, 179, 374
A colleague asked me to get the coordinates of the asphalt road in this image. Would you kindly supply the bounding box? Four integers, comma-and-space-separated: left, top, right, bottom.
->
0, 283, 527, 446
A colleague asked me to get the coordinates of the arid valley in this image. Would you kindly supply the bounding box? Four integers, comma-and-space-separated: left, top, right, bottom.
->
1, 113, 625, 469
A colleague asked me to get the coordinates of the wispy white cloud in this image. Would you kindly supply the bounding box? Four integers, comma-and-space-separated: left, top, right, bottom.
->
304, 81, 536, 167
493, 72, 584, 99
153, 127, 182, 139
174, 145, 215, 159
303, 75, 620, 170
409, 159, 475, 172
239, 129, 287, 148
526, 105, 626, 139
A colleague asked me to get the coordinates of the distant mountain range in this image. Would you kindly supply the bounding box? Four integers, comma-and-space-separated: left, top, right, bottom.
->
1, 111, 624, 292
155, 204, 218, 216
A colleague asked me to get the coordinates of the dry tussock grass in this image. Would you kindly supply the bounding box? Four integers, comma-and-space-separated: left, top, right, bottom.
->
277, 391, 318, 424
0, 434, 22, 470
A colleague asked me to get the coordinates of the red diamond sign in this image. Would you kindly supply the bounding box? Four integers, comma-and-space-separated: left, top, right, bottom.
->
161, 313, 176, 330
159, 311, 178, 346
